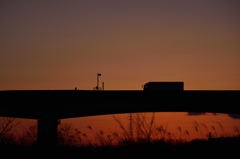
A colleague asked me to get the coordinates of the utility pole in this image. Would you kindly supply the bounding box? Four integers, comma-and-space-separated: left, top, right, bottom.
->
97, 73, 101, 90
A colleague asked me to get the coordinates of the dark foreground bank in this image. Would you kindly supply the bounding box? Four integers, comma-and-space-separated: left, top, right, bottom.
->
1, 136, 239, 158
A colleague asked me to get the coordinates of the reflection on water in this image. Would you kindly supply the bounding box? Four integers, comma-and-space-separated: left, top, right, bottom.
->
5, 112, 240, 144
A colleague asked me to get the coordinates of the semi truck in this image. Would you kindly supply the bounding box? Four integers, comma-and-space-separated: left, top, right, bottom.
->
143, 82, 184, 91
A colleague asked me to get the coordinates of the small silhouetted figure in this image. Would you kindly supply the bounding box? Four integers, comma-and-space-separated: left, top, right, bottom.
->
75, 87, 77, 90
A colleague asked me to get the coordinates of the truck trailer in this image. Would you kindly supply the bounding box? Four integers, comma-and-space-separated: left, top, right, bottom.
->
143, 82, 184, 91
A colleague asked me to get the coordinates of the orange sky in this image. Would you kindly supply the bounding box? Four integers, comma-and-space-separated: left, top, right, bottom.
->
0, 1, 240, 90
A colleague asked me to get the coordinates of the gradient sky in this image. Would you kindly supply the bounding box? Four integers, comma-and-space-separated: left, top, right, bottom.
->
1, 0, 240, 90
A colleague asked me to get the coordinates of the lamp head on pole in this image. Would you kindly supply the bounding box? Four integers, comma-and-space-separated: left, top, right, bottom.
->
98, 73, 101, 76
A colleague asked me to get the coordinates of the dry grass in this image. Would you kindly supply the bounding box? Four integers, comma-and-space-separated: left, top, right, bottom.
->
0, 114, 240, 149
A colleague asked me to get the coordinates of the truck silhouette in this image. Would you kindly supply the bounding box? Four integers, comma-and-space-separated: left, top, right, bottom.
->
143, 82, 184, 91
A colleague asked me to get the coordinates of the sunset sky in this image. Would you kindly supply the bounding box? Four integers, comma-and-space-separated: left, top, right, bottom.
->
1, 0, 240, 90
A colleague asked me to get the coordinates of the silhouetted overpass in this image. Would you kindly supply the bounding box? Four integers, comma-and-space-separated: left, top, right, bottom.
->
0, 90, 239, 147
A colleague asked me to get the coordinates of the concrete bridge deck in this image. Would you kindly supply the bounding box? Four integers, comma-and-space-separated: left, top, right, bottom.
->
0, 90, 239, 147
1, 90, 239, 119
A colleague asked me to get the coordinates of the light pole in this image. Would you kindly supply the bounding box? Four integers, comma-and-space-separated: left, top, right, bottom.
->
97, 73, 101, 90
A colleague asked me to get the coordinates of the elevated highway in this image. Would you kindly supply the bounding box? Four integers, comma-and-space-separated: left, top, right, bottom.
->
1, 90, 239, 146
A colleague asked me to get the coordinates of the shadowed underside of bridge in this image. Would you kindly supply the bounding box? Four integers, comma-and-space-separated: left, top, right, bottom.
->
0, 90, 240, 119
1, 101, 240, 119
0, 90, 239, 147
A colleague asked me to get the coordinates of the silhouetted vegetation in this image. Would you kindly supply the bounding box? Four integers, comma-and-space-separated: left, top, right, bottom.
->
0, 117, 20, 145
0, 114, 240, 156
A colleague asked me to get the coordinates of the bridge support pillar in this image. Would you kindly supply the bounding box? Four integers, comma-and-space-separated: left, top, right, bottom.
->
37, 116, 60, 147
